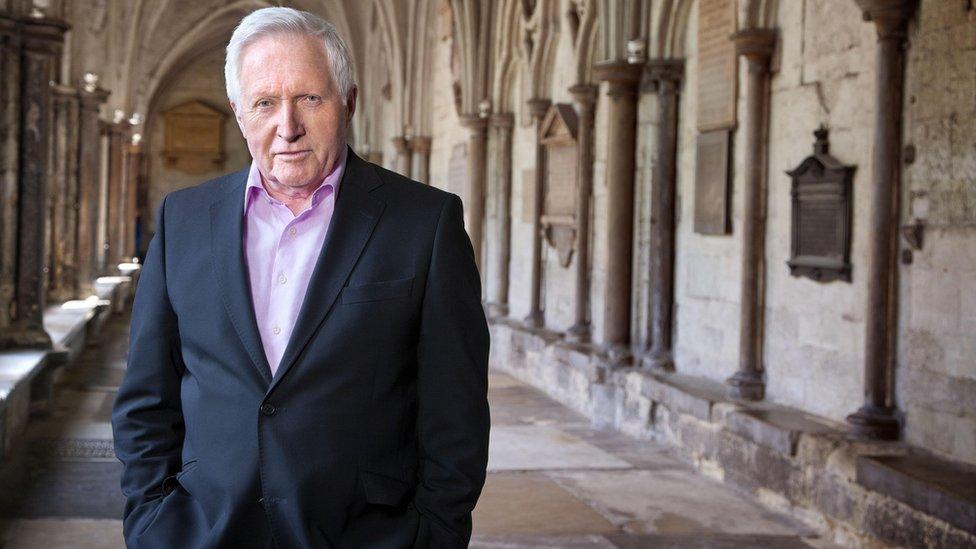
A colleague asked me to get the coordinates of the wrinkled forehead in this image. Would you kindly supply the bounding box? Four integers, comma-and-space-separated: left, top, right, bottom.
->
238, 32, 335, 93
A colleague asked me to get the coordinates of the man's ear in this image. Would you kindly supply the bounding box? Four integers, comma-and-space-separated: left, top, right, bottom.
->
230, 101, 247, 138
344, 85, 358, 126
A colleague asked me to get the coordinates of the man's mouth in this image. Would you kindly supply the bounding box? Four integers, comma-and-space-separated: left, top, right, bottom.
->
274, 150, 311, 160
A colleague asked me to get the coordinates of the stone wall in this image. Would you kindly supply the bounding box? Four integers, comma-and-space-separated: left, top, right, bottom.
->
144, 48, 250, 232
759, 0, 878, 422
897, 0, 976, 465
669, 1, 746, 384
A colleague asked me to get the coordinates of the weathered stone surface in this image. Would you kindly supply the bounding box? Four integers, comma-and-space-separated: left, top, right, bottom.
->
856, 454, 976, 534
725, 408, 843, 457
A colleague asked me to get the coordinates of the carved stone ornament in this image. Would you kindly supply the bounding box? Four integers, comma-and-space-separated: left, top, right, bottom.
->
161, 100, 227, 174
539, 103, 579, 268
785, 126, 856, 282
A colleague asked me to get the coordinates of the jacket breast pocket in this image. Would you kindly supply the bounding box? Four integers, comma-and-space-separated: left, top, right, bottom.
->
341, 276, 414, 305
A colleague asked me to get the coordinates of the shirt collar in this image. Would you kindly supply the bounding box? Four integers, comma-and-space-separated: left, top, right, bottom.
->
243, 147, 347, 215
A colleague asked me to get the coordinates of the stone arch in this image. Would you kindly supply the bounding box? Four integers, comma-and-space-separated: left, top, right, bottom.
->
571, 0, 599, 85
490, 0, 524, 114
404, 0, 437, 137
521, 0, 559, 100
737, 0, 779, 30
653, 0, 694, 59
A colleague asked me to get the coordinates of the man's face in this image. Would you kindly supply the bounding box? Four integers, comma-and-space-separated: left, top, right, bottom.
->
232, 33, 356, 189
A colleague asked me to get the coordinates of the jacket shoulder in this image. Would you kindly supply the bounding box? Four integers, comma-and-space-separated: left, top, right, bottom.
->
367, 162, 456, 212
162, 168, 248, 212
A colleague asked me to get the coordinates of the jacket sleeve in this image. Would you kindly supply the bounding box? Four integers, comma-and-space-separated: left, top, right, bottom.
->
111, 195, 187, 542
413, 194, 491, 548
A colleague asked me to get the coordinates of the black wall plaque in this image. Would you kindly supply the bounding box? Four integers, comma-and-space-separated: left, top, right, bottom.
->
786, 126, 856, 282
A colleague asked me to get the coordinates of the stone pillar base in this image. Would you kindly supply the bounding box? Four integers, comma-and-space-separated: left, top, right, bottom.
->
605, 344, 633, 367
726, 370, 765, 400
565, 323, 591, 344
522, 310, 544, 330
1, 325, 53, 350
847, 405, 901, 441
641, 349, 675, 373
486, 301, 509, 318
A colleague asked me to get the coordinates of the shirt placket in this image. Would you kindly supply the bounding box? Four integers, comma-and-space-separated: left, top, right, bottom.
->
267, 203, 299, 371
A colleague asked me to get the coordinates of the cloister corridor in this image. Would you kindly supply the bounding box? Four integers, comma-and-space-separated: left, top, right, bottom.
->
1, 0, 975, 547
0, 308, 833, 548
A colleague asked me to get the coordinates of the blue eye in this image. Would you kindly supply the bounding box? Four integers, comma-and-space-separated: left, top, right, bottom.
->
306, 95, 322, 103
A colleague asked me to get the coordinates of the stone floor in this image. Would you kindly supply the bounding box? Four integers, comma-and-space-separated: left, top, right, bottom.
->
0, 313, 835, 548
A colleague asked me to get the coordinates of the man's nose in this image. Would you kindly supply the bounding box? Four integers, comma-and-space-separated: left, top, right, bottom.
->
276, 102, 304, 142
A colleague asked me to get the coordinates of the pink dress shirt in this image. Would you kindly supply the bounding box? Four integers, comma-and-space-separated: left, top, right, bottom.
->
242, 152, 346, 375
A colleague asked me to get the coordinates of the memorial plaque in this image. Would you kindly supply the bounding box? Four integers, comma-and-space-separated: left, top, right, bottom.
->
694, 129, 731, 235
696, 0, 737, 132
448, 142, 468, 203
545, 145, 577, 217
162, 100, 227, 174
786, 127, 855, 282
539, 104, 579, 267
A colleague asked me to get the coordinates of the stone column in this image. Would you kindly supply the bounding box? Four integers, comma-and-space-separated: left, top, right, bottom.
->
411, 136, 432, 184
565, 84, 598, 343
641, 60, 683, 372
593, 60, 642, 362
846, 0, 917, 441
486, 113, 513, 318
392, 135, 412, 178
105, 117, 129, 268
48, 83, 80, 302
2, 15, 67, 349
523, 98, 551, 328
725, 30, 777, 399
75, 76, 109, 296
460, 114, 489, 279
0, 14, 21, 329
122, 140, 142, 261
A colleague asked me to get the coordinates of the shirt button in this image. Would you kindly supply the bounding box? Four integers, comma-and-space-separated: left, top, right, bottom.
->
260, 403, 276, 416
272, 325, 281, 335
289, 227, 297, 236
278, 274, 287, 285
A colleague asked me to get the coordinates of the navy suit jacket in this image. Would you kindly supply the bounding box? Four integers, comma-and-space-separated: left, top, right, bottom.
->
112, 149, 491, 548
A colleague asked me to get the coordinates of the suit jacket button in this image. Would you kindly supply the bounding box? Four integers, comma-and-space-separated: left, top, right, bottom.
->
260, 403, 277, 416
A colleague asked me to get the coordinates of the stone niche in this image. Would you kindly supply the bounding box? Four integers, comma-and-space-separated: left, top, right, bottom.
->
161, 100, 228, 174
539, 103, 579, 268
786, 126, 856, 282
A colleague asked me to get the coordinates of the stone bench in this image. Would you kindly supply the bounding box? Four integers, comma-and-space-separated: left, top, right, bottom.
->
0, 267, 138, 460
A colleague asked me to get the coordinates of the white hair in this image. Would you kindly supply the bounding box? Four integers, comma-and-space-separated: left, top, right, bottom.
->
225, 7, 356, 105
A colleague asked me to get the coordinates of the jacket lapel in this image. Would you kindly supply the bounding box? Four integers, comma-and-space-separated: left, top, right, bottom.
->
210, 169, 274, 385
269, 150, 385, 393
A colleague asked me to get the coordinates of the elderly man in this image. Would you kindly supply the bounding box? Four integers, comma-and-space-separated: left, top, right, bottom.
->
112, 7, 489, 548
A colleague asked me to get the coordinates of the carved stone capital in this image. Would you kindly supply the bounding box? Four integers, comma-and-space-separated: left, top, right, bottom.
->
644, 58, 684, 89
854, 0, 918, 38
79, 86, 110, 109
489, 112, 514, 129
526, 98, 551, 121
411, 136, 432, 154
459, 114, 489, 134
568, 83, 598, 107
593, 60, 642, 99
19, 15, 68, 55
732, 28, 777, 65
391, 135, 411, 154
51, 83, 79, 101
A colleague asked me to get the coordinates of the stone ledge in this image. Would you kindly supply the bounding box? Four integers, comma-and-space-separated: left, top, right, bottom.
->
856, 453, 976, 534
725, 408, 844, 458
0, 350, 50, 458
487, 318, 976, 547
